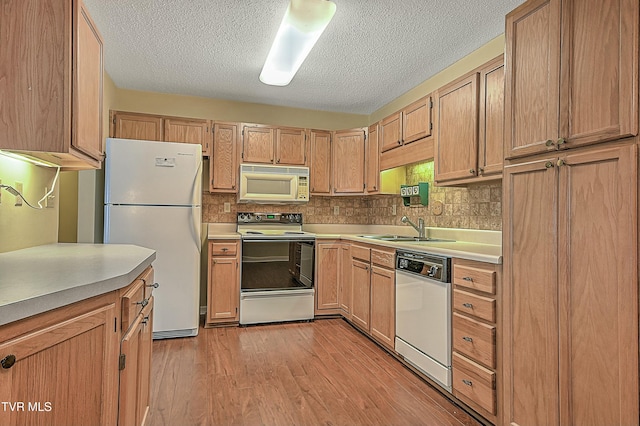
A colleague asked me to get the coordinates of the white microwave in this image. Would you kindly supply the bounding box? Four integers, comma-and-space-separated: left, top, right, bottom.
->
238, 164, 310, 203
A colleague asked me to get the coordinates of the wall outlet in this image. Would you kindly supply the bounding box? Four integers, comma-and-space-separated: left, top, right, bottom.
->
14, 182, 23, 206
45, 187, 55, 208
333, 205, 340, 215
223, 202, 230, 213
392, 204, 397, 215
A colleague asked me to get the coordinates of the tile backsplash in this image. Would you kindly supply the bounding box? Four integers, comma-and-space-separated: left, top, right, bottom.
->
203, 161, 502, 231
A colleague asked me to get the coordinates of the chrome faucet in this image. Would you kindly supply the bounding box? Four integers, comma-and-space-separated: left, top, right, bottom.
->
401, 216, 425, 238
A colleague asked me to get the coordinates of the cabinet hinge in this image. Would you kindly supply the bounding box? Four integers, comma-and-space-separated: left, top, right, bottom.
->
430, 99, 433, 108
114, 317, 117, 333
363, 183, 366, 190
430, 122, 433, 130
119, 354, 126, 371
112, 117, 116, 124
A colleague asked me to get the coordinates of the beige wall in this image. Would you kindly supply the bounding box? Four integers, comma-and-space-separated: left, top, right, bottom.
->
114, 88, 368, 130
369, 35, 505, 123
0, 155, 60, 253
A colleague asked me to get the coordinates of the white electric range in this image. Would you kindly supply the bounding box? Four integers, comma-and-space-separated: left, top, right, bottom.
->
237, 212, 316, 325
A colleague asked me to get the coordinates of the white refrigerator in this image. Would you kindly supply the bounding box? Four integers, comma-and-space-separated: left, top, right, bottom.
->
104, 138, 202, 339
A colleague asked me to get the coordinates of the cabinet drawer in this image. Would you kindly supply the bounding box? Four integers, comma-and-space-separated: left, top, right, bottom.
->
371, 248, 394, 269
453, 289, 495, 322
351, 244, 371, 262
453, 263, 496, 294
121, 278, 146, 331
453, 352, 496, 415
453, 312, 496, 368
210, 241, 238, 256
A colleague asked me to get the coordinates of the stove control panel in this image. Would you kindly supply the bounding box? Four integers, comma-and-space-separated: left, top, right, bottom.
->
237, 212, 303, 224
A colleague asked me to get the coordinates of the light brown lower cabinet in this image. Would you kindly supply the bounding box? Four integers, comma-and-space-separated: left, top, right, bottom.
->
348, 244, 395, 350
206, 240, 240, 326
503, 142, 638, 426
0, 266, 155, 426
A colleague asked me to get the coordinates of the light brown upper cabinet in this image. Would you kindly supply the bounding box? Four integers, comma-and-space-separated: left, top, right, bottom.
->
111, 111, 164, 141
435, 55, 504, 184
241, 124, 308, 166
380, 95, 433, 154
504, 0, 638, 159
332, 129, 366, 195
111, 111, 213, 156
164, 118, 211, 156
0, 0, 104, 170
310, 130, 332, 194
435, 72, 480, 183
366, 123, 380, 193
209, 122, 239, 193
276, 127, 306, 165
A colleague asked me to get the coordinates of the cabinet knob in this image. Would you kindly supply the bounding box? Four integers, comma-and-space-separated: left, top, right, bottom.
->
147, 282, 159, 288
545, 139, 555, 147
557, 159, 566, 167
462, 379, 473, 387
1, 354, 16, 369
478, 167, 484, 174
397, 140, 402, 145
469, 169, 475, 175
462, 336, 473, 342
556, 137, 566, 146
545, 161, 554, 169
462, 276, 473, 282
136, 299, 149, 308
462, 302, 473, 308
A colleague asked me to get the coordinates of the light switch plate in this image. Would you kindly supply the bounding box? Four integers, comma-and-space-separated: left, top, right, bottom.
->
223, 202, 230, 213
333, 205, 339, 215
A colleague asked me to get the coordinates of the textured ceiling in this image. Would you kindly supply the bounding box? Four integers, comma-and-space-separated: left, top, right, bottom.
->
83, 0, 525, 115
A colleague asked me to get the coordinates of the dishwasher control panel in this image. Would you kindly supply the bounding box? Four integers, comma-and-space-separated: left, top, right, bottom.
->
396, 250, 451, 282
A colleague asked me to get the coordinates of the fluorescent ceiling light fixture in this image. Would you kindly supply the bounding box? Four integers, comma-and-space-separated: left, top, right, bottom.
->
260, 0, 336, 86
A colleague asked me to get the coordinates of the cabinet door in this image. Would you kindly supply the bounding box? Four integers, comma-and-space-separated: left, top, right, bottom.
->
73, 1, 103, 161
138, 300, 153, 426
478, 56, 504, 177
316, 242, 340, 311
339, 243, 352, 317
113, 112, 163, 141
558, 0, 638, 148
504, 0, 561, 159
119, 312, 144, 426
310, 130, 332, 194
370, 265, 395, 350
210, 122, 238, 193
164, 118, 210, 155
502, 157, 559, 426
0, 304, 118, 426
332, 129, 366, 194
557, 145, 638, 426
402, 95, 432, 144
350, 258, 371, 331
366, 123, 380, 193
435, 72, 480, 182
276, 128, 306, 165
207, 255, 239, 322
380, 112, 402, 152
242, 125, 274, 164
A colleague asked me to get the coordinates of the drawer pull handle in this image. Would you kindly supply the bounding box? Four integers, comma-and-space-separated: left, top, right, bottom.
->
462, 336, 473, 342
462, 303, 473, 308
462, 379, 473, 387
1, 354, 16, 369
136, 299, 149, 308
147, 283, 159, 289
221, 247, 228, 252
462, 277, 473, 282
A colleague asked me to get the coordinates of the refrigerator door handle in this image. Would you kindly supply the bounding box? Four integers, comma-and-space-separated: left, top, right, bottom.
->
189, 158, 203, 252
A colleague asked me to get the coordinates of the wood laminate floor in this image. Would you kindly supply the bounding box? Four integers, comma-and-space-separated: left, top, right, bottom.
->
147, 318, 480, 426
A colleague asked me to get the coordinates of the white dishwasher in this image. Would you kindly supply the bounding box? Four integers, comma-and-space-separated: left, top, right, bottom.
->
395, 250, 452, 391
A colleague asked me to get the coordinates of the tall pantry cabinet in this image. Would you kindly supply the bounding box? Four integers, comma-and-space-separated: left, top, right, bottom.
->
502, 1, 639, 425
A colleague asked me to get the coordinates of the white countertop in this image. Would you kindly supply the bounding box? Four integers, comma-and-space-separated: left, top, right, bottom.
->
0, 243, 156, 326
206, 223, 502, 264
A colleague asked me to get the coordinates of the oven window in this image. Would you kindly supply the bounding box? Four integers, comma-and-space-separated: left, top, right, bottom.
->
241, 241, 314, 291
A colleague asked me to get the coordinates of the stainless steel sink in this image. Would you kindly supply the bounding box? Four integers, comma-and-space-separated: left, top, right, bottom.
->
358, 235, 454, 243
